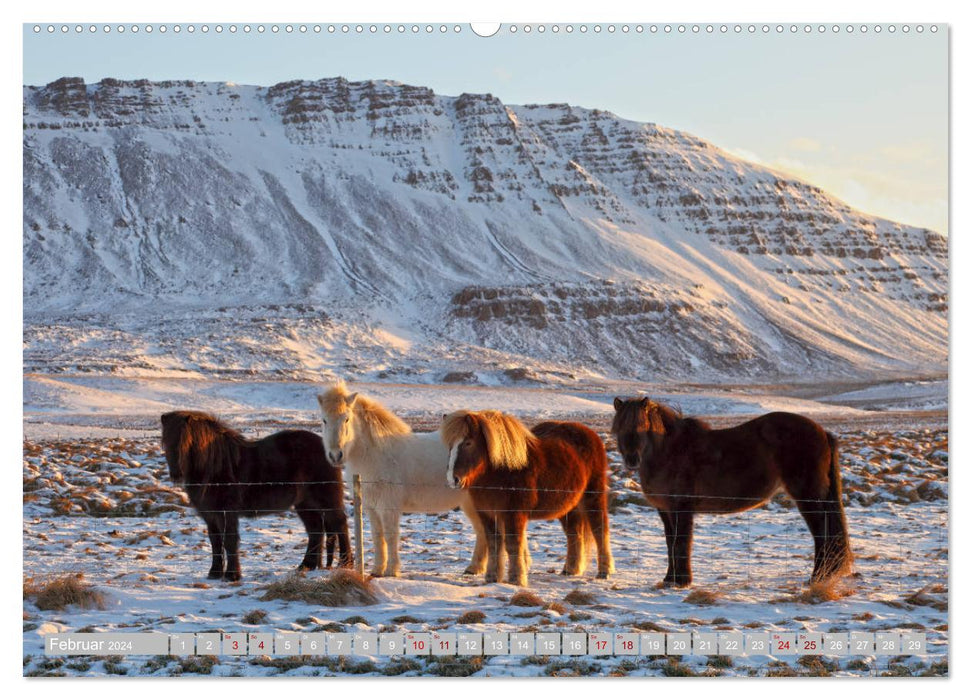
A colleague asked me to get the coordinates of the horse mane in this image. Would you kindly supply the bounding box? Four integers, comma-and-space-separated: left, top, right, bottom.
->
442, 410, 537, 471
161, 410, 242, 487
651, 402, 684, 433
612, 398, 684, 437
317, 382, 411, 444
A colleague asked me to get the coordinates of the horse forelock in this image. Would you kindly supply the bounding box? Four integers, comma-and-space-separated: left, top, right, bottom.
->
318, 381, 352, 418
441, 410, 472, 447
611, 399, 651, 437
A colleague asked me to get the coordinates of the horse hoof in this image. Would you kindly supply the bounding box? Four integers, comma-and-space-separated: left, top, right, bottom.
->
596, 571, 609, 580
560, 568, 580, 576
659, 578, 691, 589
464, 566, 485, 576
484, 574, 498, 584
223, 572, 242, 582
207, 571, 223, 580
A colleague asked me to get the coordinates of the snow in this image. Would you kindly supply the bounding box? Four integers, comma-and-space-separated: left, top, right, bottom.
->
22, 398, 948, 677
23, 78, 947, 384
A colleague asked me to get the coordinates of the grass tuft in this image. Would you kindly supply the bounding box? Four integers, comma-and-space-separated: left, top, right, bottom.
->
563, 589, 597, 606
261, 570, 377, 607
509, 590, 545, 607
456, 610, 486, 624
682, 588, 721, 606
798, 578, 856, 604
241, 609, 269, 625
24, 573, 106, 611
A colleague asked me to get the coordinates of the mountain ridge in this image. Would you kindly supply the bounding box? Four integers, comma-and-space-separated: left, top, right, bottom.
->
22, 76, 948, 383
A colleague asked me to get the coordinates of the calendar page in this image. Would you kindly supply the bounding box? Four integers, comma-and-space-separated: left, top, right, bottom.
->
21, 13, 949, 680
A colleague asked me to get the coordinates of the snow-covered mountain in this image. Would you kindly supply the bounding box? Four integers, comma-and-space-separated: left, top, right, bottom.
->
22, 77, 948, 383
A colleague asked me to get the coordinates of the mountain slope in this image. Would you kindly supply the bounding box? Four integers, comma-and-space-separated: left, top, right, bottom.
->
22, 77, 948, 382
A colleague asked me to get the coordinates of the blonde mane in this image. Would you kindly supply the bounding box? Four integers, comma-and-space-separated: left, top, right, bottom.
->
441, 409, 537, 471
317, 382, 411, 444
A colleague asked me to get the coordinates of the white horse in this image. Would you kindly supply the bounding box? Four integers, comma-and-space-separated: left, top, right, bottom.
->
317, 382, 489, 577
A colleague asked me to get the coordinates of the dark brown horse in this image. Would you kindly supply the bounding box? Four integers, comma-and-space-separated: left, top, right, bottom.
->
442, 410, 614, 587
611, 398, 852, 587
160, 411, 352, 581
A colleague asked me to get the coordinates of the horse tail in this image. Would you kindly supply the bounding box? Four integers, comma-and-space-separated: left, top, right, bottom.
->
822, 432, 852, 577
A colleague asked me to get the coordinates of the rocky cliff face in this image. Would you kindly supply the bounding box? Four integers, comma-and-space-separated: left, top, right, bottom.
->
22, 77, 947, 381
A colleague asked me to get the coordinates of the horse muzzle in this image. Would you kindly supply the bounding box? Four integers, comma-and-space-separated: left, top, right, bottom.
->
328, 450, 345, 465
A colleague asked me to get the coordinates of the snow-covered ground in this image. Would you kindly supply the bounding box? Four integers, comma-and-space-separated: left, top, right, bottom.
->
22, 380, 948, 677
25, 374, 949, 440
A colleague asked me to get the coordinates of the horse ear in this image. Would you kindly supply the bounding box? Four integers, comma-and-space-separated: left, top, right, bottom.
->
347, 392, 359, 406
613, 397, 623, 411
640, 397, 651, 409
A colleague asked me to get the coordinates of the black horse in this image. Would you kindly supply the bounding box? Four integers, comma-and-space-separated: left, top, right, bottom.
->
612, 398, 852, 587
161, 411, 352, 581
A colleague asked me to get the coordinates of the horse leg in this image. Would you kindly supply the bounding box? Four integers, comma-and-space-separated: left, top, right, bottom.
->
460, 502, 488, 575
202, 512, 226, 580
366, 507, 387, 577
662, 507, 694, 587
296, 507, 324, 572
223, 513, 242, 582
481, 514, 502, 583
503, 513, 530, 587
559, 512, 584, 576
582, 487, 615, 578
384, 512, 402, 578
324, 508, 352, 568
658, 510, 677, 584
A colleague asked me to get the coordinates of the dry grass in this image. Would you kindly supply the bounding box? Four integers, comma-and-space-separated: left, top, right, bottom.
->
904, 585, 948, 612
509, 591, 545, 607
631, 620, 669, 632
260, 570, 377, 606
24, 573, 106, 611
563, 589, 597, 606
241, 609, 269, 625
769, 577, 857, 605
682, 588, 721, 606
456, 610, 486, 624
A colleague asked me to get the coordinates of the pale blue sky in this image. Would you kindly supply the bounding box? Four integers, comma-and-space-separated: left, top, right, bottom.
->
23, 24, 949, 234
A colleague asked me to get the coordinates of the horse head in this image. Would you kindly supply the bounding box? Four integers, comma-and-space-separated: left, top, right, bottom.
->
442, 410, 535, 487
160, 411, 188, 482
441, 411, 488, 488
611, 397, 668, 470
317, 384, 359, 466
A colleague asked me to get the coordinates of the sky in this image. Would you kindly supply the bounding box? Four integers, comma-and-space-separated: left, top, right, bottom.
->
22, 23, 949, 235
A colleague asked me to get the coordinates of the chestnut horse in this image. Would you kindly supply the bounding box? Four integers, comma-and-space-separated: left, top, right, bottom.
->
611, 398, 852, 587
161, 411, 352, 581
442, 410, 614, 587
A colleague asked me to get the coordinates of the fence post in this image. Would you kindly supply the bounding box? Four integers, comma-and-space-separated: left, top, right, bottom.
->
352, 474, 364, 577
